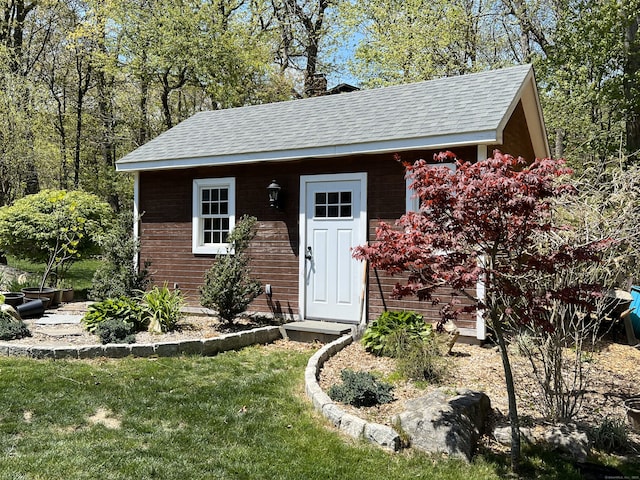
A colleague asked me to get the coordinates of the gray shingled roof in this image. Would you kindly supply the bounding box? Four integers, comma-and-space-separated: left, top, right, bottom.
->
116, 64, 540, 171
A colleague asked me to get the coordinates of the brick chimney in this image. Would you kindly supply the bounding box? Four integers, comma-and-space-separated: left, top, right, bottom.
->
304, 73, 328, 97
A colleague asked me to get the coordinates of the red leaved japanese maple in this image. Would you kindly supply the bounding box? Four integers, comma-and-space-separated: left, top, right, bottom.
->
353, 150, 611, 470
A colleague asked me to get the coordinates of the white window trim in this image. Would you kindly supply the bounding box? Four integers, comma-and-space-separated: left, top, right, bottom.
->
405, 162, 456, 213
192, 177, 236, 255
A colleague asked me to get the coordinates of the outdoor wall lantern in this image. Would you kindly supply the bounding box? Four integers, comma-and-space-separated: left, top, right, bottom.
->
267, 180, 281, 208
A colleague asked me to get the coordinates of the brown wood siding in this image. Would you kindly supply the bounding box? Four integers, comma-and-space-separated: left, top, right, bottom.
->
138, 135, 528, 329
489, 101, 536, 161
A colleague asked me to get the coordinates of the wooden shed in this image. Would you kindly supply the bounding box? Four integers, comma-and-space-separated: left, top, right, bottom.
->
116, 64, 549, 341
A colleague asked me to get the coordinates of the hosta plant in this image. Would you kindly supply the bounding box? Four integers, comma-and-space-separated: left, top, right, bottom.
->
82, 297, 147, 333
361, 310, 432, 357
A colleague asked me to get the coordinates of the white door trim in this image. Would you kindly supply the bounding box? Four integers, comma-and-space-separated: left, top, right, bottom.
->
298, 172, 368, 321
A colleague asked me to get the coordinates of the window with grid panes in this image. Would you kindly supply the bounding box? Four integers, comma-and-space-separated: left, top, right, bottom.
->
314, 191, 352, 218
192, 178, 235, 254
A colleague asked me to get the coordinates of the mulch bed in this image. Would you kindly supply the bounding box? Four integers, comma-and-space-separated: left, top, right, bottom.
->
318, 338, 640, 455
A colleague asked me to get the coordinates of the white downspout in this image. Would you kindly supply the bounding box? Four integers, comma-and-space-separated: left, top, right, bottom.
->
133, 171, 140, 271
475, 145, 488, 341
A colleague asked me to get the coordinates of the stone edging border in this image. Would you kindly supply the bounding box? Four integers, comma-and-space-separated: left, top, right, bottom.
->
0, 326, 282, 360
304, 334, 402, 451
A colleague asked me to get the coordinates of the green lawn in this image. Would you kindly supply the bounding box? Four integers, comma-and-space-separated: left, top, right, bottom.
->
0, 344, 604, 480
5, 256, 100, 299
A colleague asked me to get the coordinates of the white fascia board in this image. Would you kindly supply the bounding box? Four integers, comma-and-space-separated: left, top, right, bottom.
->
521, 77, 551, 158
496, 68, 550, 159
115, 130, 499, 172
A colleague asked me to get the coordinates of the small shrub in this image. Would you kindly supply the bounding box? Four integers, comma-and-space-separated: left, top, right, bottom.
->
0, 310, 31, 340
199, 215, 262, 322
361, 310, 431, 357
95, 318, 136, 344
590, 416, 629, 452
82, 297, 146, 333
328, 369, 394, 407
142, 284, 184, 333
89, 211, 151, 301
395, 333, 449, 382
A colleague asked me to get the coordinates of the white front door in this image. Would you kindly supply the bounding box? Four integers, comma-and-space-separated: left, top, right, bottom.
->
300, 173, 367, 323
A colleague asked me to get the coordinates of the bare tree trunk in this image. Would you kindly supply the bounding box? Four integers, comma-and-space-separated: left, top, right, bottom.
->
73, 54, 91, 188
555, 128, 565, 159
624, 10, 640, 163
138, 51, 150, 146
493, 318, 521, 472
160, 67, 187, 130
0, 0, 38, 74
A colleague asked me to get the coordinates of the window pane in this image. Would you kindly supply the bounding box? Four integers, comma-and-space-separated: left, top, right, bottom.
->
328, 205, 339, 217
315, 192, 325, 204
195, 180, 234, 249
315, 205, 326, 217
341, 191, 351, 203
328, 192, 339, 204
340, 205, 352, 217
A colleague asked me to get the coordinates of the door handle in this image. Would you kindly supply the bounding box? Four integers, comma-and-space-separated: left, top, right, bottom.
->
305, 246, 313, 260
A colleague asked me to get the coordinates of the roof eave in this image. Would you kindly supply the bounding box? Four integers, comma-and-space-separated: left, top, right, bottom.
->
115, 130, 500, 172
496, 66, 551, 159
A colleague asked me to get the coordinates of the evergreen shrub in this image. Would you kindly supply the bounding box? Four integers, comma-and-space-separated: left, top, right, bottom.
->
0, 310, 31, 340
328, 369, 394, 407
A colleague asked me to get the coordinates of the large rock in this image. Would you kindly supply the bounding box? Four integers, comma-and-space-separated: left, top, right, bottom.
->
543, 423, 590, 462
394, 388, 491, 461
493, 423, 591, 463
1, 304, 21, 321
0, 265, 29, 291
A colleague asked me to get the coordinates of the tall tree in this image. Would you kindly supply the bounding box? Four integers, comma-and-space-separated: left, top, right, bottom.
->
622, 0, 640, 162
340, 0, 502, 87
255, 0, 339, 96
353, 151, 611, 471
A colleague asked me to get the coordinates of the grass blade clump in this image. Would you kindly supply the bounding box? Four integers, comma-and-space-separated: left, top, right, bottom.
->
142, 284, 184, 333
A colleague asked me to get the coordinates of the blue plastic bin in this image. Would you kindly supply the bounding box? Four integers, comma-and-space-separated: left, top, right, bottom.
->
630, 286, 640, 338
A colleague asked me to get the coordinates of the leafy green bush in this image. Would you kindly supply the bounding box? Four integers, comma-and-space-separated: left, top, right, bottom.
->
0, 310, 31, 340
0, 189, 112, 288
200, 215, 262, 322
143, 284, 184, 333
90, 211, 151, 301
361, 310, 431, 357
590, 416, 629, 452
82, 297, 147, 333
328, 369, 394, 407
95, 318, 136, 344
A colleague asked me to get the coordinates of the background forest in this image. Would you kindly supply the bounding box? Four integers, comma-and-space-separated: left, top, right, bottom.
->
1, 0, 639, 212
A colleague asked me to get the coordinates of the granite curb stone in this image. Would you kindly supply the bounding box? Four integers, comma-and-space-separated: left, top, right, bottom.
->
0, 326, 282, 359
304, 333, 402, 452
